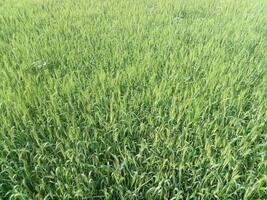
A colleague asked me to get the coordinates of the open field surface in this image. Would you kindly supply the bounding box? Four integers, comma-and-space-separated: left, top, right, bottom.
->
1, 0, 267, 199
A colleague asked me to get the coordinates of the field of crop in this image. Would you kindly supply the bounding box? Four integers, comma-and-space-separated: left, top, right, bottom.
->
1, 0, 267, 199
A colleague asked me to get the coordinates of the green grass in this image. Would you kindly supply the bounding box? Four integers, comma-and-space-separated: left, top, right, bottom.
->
1, 0, 267, 199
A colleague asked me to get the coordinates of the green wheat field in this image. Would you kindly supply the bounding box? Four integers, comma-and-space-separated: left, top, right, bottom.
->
1, 0, 267, 199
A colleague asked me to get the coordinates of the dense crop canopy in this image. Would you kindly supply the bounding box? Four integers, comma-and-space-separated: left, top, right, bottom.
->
0, 0, 267, 199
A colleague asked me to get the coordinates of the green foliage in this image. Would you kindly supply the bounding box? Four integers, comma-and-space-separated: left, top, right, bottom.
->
1, 0, 267, 199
